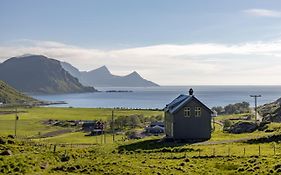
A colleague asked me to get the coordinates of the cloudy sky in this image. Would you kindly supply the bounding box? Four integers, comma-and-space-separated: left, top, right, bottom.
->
1, 0, 281, 85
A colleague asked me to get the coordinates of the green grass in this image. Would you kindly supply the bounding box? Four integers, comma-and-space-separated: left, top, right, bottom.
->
34, 132, 125, 144
2, 110, 281, 174
210, 123, 275, 141
0, 107, 162, 137
215, 113, 252, 121
1, 137, 281, 174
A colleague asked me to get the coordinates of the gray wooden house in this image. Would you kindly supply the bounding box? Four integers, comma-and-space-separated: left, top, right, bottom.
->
164, 89, 213, 140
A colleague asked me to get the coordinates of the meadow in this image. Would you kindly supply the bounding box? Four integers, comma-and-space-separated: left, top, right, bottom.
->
1, 107, 281, 174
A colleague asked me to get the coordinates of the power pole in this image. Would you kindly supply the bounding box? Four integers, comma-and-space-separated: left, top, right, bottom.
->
250, 95, 261, 123
112, 110, 115, 142
15, 107, 19, 137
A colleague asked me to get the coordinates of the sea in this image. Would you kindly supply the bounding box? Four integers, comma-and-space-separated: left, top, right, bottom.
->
31, 86, 281, 109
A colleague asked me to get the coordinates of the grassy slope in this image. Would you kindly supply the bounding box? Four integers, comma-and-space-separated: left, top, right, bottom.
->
0, 80, 37, 104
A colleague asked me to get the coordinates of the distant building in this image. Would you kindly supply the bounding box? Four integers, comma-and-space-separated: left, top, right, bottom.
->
145, 121, 165, 134
164, 88, 213, 140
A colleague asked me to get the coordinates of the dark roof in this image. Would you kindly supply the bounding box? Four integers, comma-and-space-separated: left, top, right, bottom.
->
150, 121, 164, 127
164, 94, 213, 114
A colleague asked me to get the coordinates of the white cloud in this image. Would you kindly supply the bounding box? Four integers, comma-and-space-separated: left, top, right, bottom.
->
1, 39, 281, 85
244, 9, 281, 18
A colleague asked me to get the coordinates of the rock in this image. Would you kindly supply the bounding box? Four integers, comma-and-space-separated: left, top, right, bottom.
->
7, 135, 15, 139
0, 150, 13, 156
7, 140, 15, 144
226, 121, 258, 134
40, 163, 49, 169
0, 137, 6, 144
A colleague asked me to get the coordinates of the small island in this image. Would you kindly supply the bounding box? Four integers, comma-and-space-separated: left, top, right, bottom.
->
105, 90, 133, 93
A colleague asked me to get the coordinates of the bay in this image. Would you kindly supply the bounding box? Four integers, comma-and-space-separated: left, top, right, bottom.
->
31, 86, 281, 109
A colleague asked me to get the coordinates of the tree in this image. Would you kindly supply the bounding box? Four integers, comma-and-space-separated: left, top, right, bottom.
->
211, 106, 224, 115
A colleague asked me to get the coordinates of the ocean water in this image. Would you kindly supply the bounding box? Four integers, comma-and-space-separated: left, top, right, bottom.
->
31, 86, 281, 109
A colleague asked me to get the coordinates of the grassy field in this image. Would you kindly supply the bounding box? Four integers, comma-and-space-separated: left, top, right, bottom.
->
2, 108, 281, 174
0, 107, 162, 137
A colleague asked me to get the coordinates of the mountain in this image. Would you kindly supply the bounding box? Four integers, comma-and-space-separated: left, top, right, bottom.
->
0, 80, 38, 104
0, 55, 97, 94
61, 63, 159, 87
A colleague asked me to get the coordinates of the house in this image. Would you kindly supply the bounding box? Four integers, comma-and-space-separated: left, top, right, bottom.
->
145, 121, 165, 134
164, 88, 213, 140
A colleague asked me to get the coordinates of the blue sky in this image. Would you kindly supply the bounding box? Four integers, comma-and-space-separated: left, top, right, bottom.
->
1, 0, 281, 85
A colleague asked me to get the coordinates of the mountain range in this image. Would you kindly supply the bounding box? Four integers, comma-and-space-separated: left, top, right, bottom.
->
0, 55, 96, 94
61, 62, 159, 87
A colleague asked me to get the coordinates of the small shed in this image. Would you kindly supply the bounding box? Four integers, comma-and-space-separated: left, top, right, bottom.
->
164, 89, 213, 140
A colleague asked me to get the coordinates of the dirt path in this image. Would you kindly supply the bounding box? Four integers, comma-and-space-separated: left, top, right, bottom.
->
0, 110, 27, 115
31, 129, 74, 139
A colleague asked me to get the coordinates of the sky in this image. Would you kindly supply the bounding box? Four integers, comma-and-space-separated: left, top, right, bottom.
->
1, 0, 281, 85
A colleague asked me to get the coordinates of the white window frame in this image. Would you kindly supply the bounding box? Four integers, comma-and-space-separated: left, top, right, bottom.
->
184, 107, 191, 117
195, 107, 201, 117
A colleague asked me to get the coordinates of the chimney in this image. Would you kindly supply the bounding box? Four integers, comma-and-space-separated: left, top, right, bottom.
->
189, 88, 194, 96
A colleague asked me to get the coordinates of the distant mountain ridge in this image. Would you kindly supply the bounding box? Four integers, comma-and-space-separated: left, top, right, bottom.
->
0, 55, 96, 94
61, 62, 159, 87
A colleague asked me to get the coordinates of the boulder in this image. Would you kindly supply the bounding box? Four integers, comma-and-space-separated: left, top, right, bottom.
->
0, 137, 6, 144
7, 135, 15, 139
7, 140, 15, 144
226, 121, 258, 134
0, 150, 13, 156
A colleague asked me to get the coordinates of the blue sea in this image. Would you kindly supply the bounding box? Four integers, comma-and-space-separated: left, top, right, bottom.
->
31, 86, 281, 109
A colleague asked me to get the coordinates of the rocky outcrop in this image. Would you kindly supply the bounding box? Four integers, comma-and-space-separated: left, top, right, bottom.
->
258, 98, 281, 122
225, 121, 258, 134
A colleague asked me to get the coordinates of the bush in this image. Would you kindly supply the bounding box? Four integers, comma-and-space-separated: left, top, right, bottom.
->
212, 102, 250, 115
223, 119, 233, 130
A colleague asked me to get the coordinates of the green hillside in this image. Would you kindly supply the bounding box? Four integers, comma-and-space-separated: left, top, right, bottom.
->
0, 80, 38, 104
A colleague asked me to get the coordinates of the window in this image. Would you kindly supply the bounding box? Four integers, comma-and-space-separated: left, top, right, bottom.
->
195, 107, 201, 117
184, 107, 191, 117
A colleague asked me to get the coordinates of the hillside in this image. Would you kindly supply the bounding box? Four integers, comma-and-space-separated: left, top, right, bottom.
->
61, 62, 159, 87
0, 55, 97, 94
0, 80, 38, 104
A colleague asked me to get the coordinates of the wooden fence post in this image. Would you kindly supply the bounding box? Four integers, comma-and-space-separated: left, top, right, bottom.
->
228, 147, 230, 157
243, 147, 246, 157
198, 149, 201, 157
53, 145, 57, 153
259, 145, 261, 156
213, 148, 215, 156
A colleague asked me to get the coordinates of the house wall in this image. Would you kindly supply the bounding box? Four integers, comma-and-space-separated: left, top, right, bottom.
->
173, 99, 211, 140
164, 112, 173, 138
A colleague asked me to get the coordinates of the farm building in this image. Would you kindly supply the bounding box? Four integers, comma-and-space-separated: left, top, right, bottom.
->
145, 121, 165, 134
164, 88, 213, 140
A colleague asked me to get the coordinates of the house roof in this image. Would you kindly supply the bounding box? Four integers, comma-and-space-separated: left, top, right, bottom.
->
164, 94, 213, 114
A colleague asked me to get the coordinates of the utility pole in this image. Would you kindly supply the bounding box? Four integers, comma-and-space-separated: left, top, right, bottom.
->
250, 95, 261, 123
112, 110, 115, 142
14, 106, 19, 137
